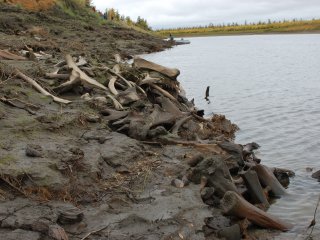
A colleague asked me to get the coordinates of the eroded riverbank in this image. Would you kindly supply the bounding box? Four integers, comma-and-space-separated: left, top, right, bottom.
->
0, 4, 302, 240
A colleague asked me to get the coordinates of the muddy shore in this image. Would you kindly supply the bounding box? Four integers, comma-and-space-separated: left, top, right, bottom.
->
0, 4, 295, 240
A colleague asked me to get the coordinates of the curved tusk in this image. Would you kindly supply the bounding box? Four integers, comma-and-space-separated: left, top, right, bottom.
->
108, 76, 119, 95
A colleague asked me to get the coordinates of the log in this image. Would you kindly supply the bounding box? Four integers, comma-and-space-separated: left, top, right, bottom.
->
241, 169, 270, 207
221, 191, 292, 231
133, 56, 180, 79
253, 164, 286, 197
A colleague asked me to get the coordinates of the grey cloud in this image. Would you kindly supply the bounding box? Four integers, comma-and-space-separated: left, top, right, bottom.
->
92, 0, 320, 29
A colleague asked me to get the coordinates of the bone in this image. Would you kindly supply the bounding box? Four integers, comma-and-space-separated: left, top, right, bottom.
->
134, 56, 180, 79
221, 191, 292, 231
253, 164, 286, 197
241, 169, 270, 207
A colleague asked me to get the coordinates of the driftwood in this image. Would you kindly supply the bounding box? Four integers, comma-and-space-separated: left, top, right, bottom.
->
253, 164, 286, 197
241, 169, 270, 207
221, 191, 292, 231
134, 56, 180, 79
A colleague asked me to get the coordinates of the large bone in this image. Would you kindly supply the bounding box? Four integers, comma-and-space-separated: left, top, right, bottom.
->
190, 157, 239, 197
133, 57, 180, 79
221, 191, 292, 231
108, 76, 119, 95
54, 54, 107, 93
0, 50, 26, 60
170, 115, 192, 136
253, 164, 286, 197
241, 169, 269, 207
100, 108, 129, 121
13, 68, 71, 104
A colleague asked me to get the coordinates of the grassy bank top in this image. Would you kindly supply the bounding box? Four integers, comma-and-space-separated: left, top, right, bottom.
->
156, 19, 320, 37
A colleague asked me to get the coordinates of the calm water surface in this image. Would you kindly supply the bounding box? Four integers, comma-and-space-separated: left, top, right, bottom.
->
143, 34, 320, 238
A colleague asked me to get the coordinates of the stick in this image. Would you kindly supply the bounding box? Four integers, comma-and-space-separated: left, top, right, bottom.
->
305, 195, 320, 239
205, 86, 210, 100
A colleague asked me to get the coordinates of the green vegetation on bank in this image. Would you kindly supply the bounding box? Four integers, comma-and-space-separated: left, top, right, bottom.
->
156, 19, 320, 37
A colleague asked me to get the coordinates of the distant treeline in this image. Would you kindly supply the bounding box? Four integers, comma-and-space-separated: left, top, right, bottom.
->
156, 18, 320, 37
104, 8, 151, 31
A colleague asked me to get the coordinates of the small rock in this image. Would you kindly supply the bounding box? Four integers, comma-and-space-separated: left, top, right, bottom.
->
274, 171, 290, 188
85, 114, 100, 123
48, 224, 68, 240
186, 153, 204, 167
306, 167, 313, 172
312, 170, 320, 180
200, 187, 215, 201
58, 207, 84, 225
171, 179, 184, 188
26, 144, 43, 157
217, 224, 241, 240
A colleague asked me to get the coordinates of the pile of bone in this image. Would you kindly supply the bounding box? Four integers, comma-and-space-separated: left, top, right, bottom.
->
2, 51, 237, 142
184, 142, 295, 238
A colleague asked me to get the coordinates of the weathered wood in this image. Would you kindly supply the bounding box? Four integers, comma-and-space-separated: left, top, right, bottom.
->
221, 191, 292, 231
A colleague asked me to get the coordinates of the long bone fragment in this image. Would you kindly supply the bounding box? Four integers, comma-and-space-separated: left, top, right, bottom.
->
133, 56, 180, 79
240, 169, 270, 207
221, 191, 292, 231
10, 67, 71, 104
253, 164, 286, 197
108, 76, 119, 95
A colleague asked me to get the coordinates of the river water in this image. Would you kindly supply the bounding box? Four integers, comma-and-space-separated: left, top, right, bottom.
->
143, 34, 320, 239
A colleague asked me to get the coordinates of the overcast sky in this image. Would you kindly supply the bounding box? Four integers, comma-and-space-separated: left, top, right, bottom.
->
92, 0, 320, 29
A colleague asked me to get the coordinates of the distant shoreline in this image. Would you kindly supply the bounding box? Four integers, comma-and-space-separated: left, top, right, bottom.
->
159, 30, 320, 38
156, 19, 320, 38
